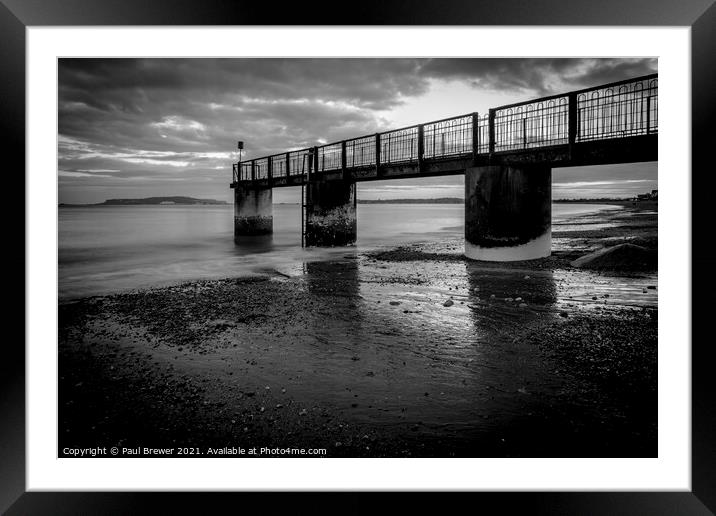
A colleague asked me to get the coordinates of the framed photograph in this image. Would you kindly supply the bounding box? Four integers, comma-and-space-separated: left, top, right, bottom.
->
5, 0, 715, 513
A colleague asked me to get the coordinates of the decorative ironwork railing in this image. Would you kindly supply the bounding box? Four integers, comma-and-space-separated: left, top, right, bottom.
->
493, 97, 569, 151
231, 73, 657, 183
381, 125, 420, 164
576, 76, 658, 141
423, 115, 473, 159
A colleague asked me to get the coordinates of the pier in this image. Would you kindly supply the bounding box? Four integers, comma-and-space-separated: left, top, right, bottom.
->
231, 74, 657, 261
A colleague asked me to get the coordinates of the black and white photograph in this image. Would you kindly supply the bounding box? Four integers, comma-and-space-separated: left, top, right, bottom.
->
1, 0, 712, 508
56, 57, 660, 459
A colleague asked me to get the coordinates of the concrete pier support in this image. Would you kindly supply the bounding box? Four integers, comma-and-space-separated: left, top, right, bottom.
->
465, 165, 551, 261
305, 179, 357, 247
234, 185, 272, 238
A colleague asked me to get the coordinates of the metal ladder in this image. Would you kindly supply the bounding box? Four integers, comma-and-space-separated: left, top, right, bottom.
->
300, 150, 314, 247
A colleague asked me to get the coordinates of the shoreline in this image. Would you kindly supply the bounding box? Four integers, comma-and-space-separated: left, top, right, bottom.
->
59, 205, 657, 458
58, 201, 645, 302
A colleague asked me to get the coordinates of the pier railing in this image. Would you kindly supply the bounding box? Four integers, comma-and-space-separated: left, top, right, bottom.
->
232, 74, 657, 184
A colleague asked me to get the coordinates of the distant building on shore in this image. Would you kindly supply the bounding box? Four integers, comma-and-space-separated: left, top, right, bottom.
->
635, 189, 658, 202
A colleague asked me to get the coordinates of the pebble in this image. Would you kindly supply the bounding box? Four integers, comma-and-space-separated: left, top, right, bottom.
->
443, 299, 454, 307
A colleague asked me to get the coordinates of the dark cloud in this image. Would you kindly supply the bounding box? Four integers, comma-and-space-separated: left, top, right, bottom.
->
58, 58, 656, 203
418, 58, 657, 95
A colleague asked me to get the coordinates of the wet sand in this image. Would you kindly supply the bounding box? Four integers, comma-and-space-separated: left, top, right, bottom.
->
59, 204, 657, 458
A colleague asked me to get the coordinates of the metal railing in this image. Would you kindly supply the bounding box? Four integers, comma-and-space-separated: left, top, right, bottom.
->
381, 125, 420, 164
493, 97, 569, 151
345, 135, 377, 168
317, 142, 342, 172
576, 76, 658, 141
423, 115, 473, 159
232, 73, 657, 183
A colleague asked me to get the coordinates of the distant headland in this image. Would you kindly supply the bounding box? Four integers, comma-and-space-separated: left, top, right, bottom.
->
59, 196, 229, 207
273, 197, 645, 206
357, 197, 463, 204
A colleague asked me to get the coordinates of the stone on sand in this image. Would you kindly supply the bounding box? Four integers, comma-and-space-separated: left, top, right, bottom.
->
571, 243, 656, 271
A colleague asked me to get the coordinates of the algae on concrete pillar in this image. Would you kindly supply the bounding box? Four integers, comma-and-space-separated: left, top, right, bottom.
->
234, 185, 273, 238
464, 165, 551, 261
305, 179, 357, 247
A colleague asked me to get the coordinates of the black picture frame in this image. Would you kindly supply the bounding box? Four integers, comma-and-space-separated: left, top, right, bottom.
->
3, 1, 714, 513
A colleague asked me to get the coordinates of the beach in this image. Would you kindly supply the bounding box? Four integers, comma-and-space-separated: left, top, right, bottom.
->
58, 203, 657, 458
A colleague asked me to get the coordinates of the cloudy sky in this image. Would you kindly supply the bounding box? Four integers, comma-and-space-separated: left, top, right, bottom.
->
58, 58, 657, 204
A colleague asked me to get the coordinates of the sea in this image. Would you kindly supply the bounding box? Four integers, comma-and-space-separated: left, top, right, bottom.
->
58, 203, 622, 299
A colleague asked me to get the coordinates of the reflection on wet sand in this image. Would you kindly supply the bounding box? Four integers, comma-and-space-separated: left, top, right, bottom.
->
303, 254, 360, 299
285, 256, 568, 453
300, 256, 366, 352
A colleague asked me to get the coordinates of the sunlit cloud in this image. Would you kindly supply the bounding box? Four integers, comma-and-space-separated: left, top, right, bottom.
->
151, 115, 207, 132
59, 170, 117, 178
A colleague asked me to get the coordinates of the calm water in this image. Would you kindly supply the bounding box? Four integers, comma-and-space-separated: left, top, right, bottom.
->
59, 203, 621, 299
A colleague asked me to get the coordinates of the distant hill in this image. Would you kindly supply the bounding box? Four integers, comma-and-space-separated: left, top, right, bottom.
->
554, 198, 632, 203
357, 198, 463, 204
60, 196, 228, 207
